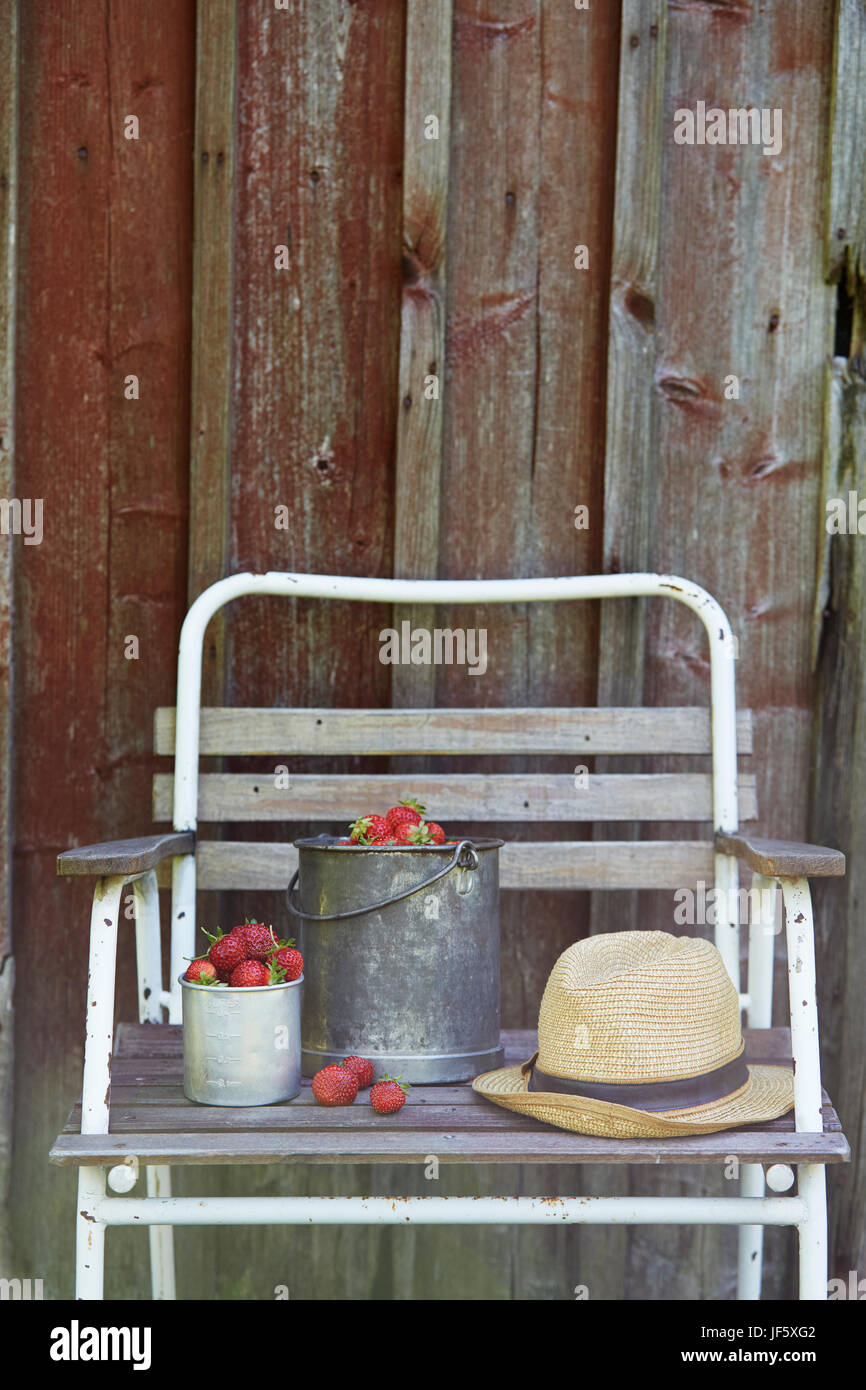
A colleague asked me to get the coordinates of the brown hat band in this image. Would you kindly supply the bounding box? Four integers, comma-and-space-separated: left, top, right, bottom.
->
528, 1051, 749, 1113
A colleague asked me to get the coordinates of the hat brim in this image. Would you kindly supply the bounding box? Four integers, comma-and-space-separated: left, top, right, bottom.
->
472, 1056, 794, 1138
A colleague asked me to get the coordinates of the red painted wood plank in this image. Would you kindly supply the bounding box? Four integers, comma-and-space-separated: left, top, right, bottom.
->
228, 0, 404, 708
12, 0, 195, 1298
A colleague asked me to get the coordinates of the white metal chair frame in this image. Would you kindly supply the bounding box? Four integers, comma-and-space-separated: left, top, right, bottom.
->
72, 572, 830, 1300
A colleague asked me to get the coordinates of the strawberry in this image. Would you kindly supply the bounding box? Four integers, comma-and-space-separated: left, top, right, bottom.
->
205, 928, 247, 982
390, 821, 432, 845
348, 814, 389, 844
384, 797, 425, 833
424, 821, 446, 845
229, 959, 271, 988
370, 1076, 410, 1115
234, 921, 280, 961
184, 958, 218, 984
368, 831, 397, 846
270, 944, 304, 981
341, 1055, 374, 1089
311, 1064, 358, 1106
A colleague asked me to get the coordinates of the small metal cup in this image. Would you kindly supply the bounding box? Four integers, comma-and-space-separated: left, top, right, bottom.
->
180, 972, 303, 1106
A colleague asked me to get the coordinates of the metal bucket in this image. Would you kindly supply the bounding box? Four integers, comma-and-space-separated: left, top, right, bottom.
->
288, 836, 505, 1083
180, 972, 303, 1106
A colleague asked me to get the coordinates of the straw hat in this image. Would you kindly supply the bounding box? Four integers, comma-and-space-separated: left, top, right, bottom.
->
473, 931, 794, 1138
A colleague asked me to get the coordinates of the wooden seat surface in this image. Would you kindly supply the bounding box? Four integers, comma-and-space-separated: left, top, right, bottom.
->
49, 1024, 849, 1169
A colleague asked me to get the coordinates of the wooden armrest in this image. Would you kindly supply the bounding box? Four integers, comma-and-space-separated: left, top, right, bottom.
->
715, 832, 845, 878
57, 832, 195, 878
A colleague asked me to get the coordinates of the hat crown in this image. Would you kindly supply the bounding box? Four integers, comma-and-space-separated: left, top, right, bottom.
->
536, 931, 742, 1084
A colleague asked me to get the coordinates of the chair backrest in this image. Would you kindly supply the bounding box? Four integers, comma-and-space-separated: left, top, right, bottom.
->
156, 571, 748, 1014
153, 704, 756, 893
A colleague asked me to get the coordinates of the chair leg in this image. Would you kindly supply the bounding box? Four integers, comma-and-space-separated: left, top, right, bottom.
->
737, 1163, 764, 1300
76, 1167, 106, 1300
797, 1164, 828, 1300
147, 1165, 176, 1300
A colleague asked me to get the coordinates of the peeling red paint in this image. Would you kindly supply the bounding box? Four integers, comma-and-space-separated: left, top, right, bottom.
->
448, 291, 535, 366
454, 12, 536, 52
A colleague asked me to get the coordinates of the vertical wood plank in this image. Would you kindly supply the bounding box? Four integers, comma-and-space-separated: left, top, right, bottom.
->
0, 0, 16, 1226
596, 0, 666, 709
0, 0, 15, 963
434, 0, 618, 1300
188, 0, 236, 702
586, 0, 666, 1301
622, 0, 836, 1302
392, 0, 452, 709
104, 3, 194, 837
810, 360, 866, 1288
204, 0, 405, 1303
102, 0, 197, 1297
591, 0, 667, 944
825, 0, 866, 327
11, 0, 195, 1297
811, 0, 866, 1289
12, 2, 113, 1296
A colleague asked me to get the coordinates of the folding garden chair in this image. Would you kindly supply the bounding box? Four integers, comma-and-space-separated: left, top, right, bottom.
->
51, 571, 848, 1300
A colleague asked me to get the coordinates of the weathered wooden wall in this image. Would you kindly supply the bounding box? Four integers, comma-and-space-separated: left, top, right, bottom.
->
0, 0, 17, 1270
8, 0, 195, 1293
4, 0, 859, 1300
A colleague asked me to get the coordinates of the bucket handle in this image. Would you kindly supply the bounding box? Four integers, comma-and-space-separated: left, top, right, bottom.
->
285, 839, 481, 922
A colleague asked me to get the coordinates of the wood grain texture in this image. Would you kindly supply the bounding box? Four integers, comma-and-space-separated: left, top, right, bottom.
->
111, 1022, 804, 1065
810, 356, 866, 1285
715, 831, 844, 877
50, 1026, 847, 1170
588, 49, 667, 1325
154, 704, 754, 756
589, 0, 839, 1301
11, 0, 196, 1299
153, 770, 758, 824
392, 0, 452, 708
213, 0, 407, 1305
0, 0, 16, 964
188, 0, 235, 702
7, 0, 852, 1308
0, 0, 17, 1217
597, 0, 666, 704
826, 0, 866, 306
617, 0, 837, 1303
155, 838, 719, 892
56, 832, 194, 877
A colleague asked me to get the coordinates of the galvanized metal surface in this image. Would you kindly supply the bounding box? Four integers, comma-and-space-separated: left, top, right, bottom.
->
180, 974, 303, 1107
294, 835, 504, 1082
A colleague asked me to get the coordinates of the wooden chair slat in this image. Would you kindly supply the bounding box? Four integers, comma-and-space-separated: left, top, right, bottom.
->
112, 1023, 797, 1066
49, 1028, 849, 1169
153, 772, 758, 824
155, 839, 719, 891
154, 706, 754, 757
50, 1127, 850, 1166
